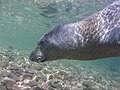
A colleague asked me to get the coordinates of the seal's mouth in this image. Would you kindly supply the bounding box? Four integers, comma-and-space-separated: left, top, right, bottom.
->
29, 50, 47, 63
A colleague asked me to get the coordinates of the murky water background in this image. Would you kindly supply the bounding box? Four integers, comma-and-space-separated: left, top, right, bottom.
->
0, 0, 120, 89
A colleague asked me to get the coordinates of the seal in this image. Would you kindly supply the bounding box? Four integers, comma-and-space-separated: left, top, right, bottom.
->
30, 0, 120, 62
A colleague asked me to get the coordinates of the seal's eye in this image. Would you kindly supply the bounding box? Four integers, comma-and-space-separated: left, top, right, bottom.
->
39, 40, 45, 46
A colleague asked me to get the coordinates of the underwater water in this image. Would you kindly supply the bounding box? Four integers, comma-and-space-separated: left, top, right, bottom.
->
0, 0, 120, 90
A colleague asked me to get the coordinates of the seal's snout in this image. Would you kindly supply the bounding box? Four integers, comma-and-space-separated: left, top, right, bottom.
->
29, 49, 45, 62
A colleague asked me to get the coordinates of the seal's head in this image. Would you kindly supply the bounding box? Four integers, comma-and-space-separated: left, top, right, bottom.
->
29, 24, 82, 62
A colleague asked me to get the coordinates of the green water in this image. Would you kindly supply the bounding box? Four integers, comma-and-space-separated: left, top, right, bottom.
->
0, 0, 114, 50
0, 0, 120, 77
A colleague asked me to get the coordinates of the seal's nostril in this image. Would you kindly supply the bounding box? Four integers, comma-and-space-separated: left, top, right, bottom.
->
37, 57, 41, 60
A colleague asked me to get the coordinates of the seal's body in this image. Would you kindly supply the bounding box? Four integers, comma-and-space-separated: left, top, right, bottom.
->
30, 0, 120, 62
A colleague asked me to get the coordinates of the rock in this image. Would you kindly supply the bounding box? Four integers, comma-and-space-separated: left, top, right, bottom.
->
49, 74, 54, 80
39, 75, 47, 82
32, 76, 41, 82
12, 68, 23, 75
41, 82, 49, 90
82, 80, 94, 88
13, 84, 20, 90
54, 73, 63, 80
0, 61, 9, 68
23, 79, 30, 85
42, 68, 51, 74
0, 85, 7, 90
63, 86, 70, 90
1, 70, 11, 77
24, 69, 37, 74
20, 73, 33, 80
58, 70, 68, 76
47, 86, 55, 90
0, 55, 3, 61
0, 72, 2, 82
1, 77, 16, 89
10, 73, 20, 81
28, 80, 38, 87
36, 66, 43, 71
13, 85, 31, 90
72, 87, 80, 90
70, 82, 76, 86
31, 86, 44, 90
48, 79, 63, 89
7, 65, 19, 70
83, 87, 98, 90
38, 79, 45, 85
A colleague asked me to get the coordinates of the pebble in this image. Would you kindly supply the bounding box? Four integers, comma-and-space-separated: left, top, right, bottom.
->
21, 73, 33, 80
82, 80, 94, 88
31, 86, 44, 90
58, 70, 68, 76
10, 73, 20, 81
0, 45, 119, 90
28, 80, 38, 87
41, 82, 49, 90
0, 61, 8, 68
12, 68, 23, 75
25, 69, 37, 74
48, 79, 63, 89
38, 79, 45, 85
72, 87, 80, 90
23, 79, 30, 84
63, 86, 70, 90
7, 65, 19, 70
0, 85, 7, 90
32, 76, 40, 82
1, 70, 11, 77
49, 74, 54, 80
0, 55, 3, 61
1, 77, 16, 89
42, 68, 51, 74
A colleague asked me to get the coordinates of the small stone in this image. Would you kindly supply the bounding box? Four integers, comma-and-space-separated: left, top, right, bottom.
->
41, 82, 48, 90
0, 85, 7, 90
0, 73, 2, 81
42, 68, 51, 74
1, 70, 11, 77
0, 55, 3, 61
49, 74, 54, 80
12, 69, 23, 75
21, 73, 33, 80
23, 79, 30, 85
63, 86, 70, 90
31, 86, 44, 90
10, 73, 20, 81
82, 80, 94, 88
54, 73, 63, 80
0, 61, 8, 68
13, 85, 31, 90
38, 79, 45, 85
48, 79, 63, 89
72, 87, 80, 90
28, 80, 38, 87
7, 65, 19, 70
13, 84, 21, 90
2, 77, 16, 89
40, 75, 47, 82
47, 86, 55, 90
36, 66, 43, 71
25, 69, 37, 74
58, 70, 68, 76
32, 76, 40, 82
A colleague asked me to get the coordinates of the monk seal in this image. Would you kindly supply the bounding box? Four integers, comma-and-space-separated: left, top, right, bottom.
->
30, 0, 120, 62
